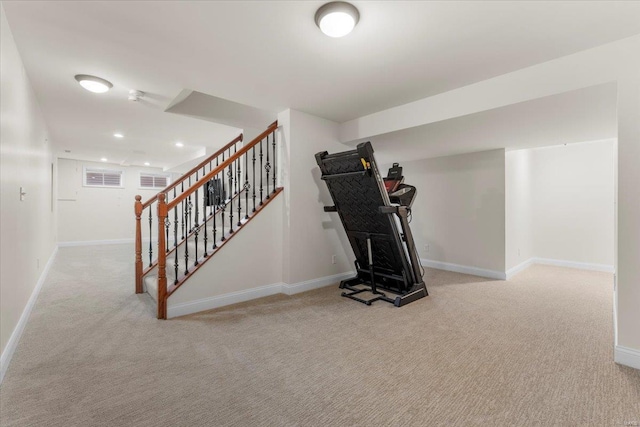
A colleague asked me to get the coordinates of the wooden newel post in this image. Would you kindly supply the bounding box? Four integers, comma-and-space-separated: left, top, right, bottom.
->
157, 193, 168, 319
134, 195, 143, 294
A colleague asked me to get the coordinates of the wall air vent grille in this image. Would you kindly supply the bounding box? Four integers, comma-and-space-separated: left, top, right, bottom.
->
83, 167, 123, 188
140, 173, 170, 189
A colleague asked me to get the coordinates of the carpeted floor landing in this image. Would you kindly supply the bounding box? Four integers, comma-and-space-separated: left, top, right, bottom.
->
1, 245, 639, 426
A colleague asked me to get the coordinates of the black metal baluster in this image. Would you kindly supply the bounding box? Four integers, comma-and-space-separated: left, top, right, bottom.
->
228, 158, 234, 234
188, 196, 192, 232
188, 176, 192, 232
165, 216, 170, 254
173, 188, 178, 247
214, 157, 220, 246
203, 180, 208, 257
184, 200, 190, 275
181, 182, 185, 240
272, 130, 277, 193
252, 146, 257, 212
220, 173, 226, 242
234, 144, 239, 195
194, 187, 199, 266
174, 206, 178, 284
244, 151, 249, 220
148, 208, 153, 267
165, 215, 169, 253
237, 154, 242, 226
265, 133, 270, 199
259, 138, 264, 205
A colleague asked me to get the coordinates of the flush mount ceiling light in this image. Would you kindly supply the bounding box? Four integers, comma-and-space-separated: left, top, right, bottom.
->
144, 162, 150, 166
175, 142, 184, 148
113, 133, 124, 138
74, 74, 113, 93
100, 157, 108, 162
315, 1, 359, 38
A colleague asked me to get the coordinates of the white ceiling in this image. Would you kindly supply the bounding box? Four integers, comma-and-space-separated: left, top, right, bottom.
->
3, 1, 639, 168
368, 83, 617, 165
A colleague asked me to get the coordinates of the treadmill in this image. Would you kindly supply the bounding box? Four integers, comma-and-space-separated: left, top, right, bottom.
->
315, 142, 428, 307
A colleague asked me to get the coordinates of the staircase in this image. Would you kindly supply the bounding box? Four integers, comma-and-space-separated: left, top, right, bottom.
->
134, 121, 282, 319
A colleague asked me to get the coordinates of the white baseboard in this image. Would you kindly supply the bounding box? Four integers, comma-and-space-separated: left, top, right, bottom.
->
533, 258, 614, 273
503, 257, 614, 280
282, 272, 354, 295
167, 282, 283, 318
58, 238, 134, 247
0, 246, 58, 385
506, 258, 535, 280
614, 345, 640, 370
420, 258, 506, 280
167, 271, 355, 318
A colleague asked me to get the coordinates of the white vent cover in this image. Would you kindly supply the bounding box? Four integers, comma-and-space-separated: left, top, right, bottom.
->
140, 173, 170, 189
83, 167, 123, 188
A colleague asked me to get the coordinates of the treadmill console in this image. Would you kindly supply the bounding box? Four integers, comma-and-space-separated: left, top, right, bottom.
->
384, 163, 416, 208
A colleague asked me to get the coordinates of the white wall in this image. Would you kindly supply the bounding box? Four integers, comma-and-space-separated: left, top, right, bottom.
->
397, 149, 506, 274
0, 7, 56, 356
616, 75, 640, 354
280, 109, 355, 284
168, 195, 284, 311
505, 150, 534, 271
57, 158, 179, 243
531, 141, 615, 266
506, 141, 615, 273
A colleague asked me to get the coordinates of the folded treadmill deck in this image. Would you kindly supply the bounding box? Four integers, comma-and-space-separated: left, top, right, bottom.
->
315, 142, 427, 307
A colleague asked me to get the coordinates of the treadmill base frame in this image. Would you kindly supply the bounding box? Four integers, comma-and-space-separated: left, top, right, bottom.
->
339, 277, 427, 307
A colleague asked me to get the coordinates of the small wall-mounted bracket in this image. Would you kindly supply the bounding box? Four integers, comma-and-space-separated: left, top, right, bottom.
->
20, 186, 27, 201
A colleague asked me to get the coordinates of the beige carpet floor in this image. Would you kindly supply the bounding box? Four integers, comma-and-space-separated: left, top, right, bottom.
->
1, 245, 639, 426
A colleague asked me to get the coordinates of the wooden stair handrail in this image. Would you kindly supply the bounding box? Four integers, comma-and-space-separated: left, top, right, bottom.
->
141, 133, 243, 209
167, 121, 278, 211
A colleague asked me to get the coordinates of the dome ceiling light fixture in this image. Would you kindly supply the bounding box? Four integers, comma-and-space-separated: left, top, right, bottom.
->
315, 1, 360, 38
74, 74, 113, 93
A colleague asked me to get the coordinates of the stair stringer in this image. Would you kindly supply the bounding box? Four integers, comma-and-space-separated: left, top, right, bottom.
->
165, 193, 284, 318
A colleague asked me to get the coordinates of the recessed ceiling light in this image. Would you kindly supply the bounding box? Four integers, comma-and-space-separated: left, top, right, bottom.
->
113, 133, 124, 138
74, 74, 113, 93
315, 2, 359, 38
175, 142, 184, 147
144, 162, 150, 166
100, 157, 108, 162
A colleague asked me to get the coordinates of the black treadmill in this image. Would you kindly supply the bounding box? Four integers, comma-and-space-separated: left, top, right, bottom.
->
315, 142, 428, 307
